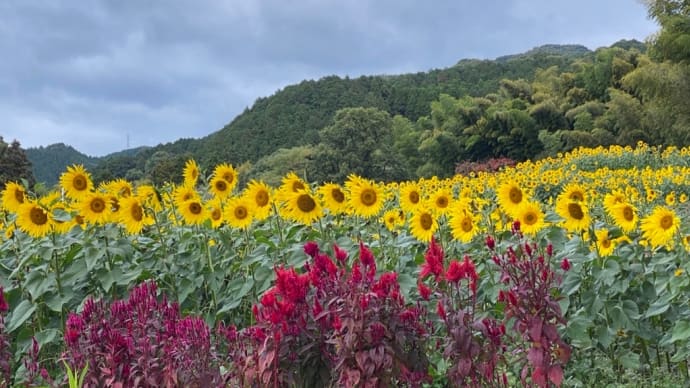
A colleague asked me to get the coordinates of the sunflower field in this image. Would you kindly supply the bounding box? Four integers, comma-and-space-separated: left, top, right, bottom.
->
1, 142, 690, 386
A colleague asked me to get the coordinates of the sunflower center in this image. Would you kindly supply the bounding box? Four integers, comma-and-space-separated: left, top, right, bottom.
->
75, 215, 84, 225
14, 188, 25, 204
189, 202, 202, 215
601, 238, 611, 248
210, 209, 221, 221
509, 187, 522, 204
73, 175, 88, 191
436, 196, 449, 208
234, 206, 248, 220
223, 173, 234, 184
29, 207, 48, 226
567, 203, 584, 220
297, 194, 316, 212
215, 180, 228, 192
183, 193, 194, 201
131, 203, 143, 222
256, 190, 269, 206
292, 181, 305, 192
460, 217, 473, 232
331, 188, 345, 203
409, 191, 420, 204
622, 206, 634, 222
90, 198, 106, 213
660, 215, 674, 230
121, 187, 131, 197
360, 189, 377, 206
524, 212, 537, 225
420, 213, 433, 230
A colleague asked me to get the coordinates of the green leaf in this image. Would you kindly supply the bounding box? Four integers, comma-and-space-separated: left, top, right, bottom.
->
619, 352, 640, 369
645, 294, 672, 318
561, 272, 581, 295
6, 299, 36, 333
566, 315, 593, 348
670, 320, 690, 343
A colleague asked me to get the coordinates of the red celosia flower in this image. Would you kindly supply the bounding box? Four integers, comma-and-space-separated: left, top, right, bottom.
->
437, 301, 447, 320
445, 260, 463, 283
274, 266, 310, 303
304, 241, 320, 258
512, 220, 521, 234
333, 244, 348, 263
420, 238, 444, 282
0, 287, 8, 313
373, 272, 398, 298
485, 235, 495, 250
546, 243, 553, 257
359, 242, 375, 268
418, 282, 431, 301
560, 258, 571, 271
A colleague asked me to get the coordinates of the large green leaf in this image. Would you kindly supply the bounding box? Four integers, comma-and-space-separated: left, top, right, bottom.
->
670, 320, 690, 343
6, 299, 36, 333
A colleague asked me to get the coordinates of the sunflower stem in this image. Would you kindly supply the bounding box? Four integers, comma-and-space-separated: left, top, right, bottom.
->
51, 231, 65, 327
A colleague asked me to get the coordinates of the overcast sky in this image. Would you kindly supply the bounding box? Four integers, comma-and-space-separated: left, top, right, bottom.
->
1, 1, 659, 157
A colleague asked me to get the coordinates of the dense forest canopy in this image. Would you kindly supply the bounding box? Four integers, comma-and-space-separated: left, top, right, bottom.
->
24, 1, 690, 186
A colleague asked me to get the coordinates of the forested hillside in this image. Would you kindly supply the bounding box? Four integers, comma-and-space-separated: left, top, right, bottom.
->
29, 43, 591, 186
25, 143, 97, 186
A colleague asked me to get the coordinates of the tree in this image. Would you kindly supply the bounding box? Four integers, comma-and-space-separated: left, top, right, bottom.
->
0, 137, 35, 190
644, 0, 690, 63
310, 107, 407, 182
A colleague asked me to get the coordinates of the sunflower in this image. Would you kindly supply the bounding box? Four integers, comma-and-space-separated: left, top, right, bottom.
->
178, 198, 207, 225
449, 204, 480, 243
382, 210, 404, 232
555, 198, 591, 233
318, 183, 348, 215
101, 179, 133, 198
559, 182, 587, 203
345, 175, 385, 218
665, 192, 676, 206
515, 201, 546, 235
136, 185, 162, 211
609, 202, 638, 233
276, 172, 309, 204
224, 196, 253, 229
173, 185, 200, 208
210, 176, 233, 199
40, 192, 74, 234
593, 229, 616, 257
429, 188, 453, 216
59, 164, 93, 200
603, 189, 627, 215
243, 180, 273, 221
399, 182, 423, 213
118, 196, 153, 234
497, 182, 526, 217
1, 182, 26, 212
183, 159, 201, 187
281, 190, 323, 225
206, 198, 225, 229
16, 201, 53, 238
409, 207, 438, 243
640, 206, 681, 249
213, 163, 239, 193
78, 193, 113, 225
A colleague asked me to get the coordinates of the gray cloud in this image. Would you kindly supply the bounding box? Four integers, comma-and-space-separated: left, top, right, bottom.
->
0, 0, 658, 156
